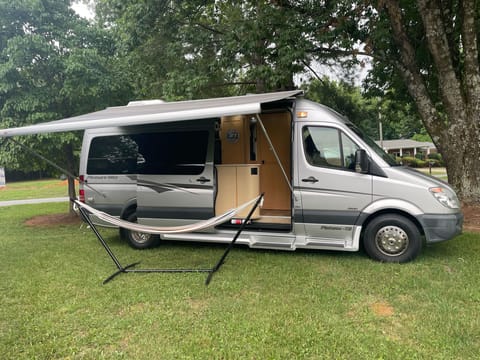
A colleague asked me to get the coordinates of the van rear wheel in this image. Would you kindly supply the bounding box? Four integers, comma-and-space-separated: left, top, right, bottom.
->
363, 214, 422, 263
124, 212, 160, 249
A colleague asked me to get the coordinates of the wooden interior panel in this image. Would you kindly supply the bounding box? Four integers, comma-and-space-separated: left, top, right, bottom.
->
215, 164, 261, 218
257, 112, 291, 211
220, 116, 248, 164
215, 165, 237, 216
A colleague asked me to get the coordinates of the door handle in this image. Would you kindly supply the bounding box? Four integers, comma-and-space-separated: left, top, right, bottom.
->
302, 176, 319, 183
196, 176, 211, 183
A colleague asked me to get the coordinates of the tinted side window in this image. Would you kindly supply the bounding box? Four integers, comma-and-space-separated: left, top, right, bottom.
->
87, 130, 209, 175
303, 126, 359, 170
87, 135, 138, 174
135, 131, 209, 175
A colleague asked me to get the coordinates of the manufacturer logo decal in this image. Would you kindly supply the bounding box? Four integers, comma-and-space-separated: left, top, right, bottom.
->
226, 129, 240, 143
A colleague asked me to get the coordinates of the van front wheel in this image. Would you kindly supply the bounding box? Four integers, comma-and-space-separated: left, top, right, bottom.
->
363, 214, 422, 263
124, 212, 160, 249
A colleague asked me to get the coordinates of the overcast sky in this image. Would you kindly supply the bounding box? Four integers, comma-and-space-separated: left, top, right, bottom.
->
71, 1, 94, 20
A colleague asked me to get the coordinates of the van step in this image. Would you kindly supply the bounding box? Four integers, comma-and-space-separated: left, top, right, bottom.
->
251, 234, 295, 250
251, 241, 294, 250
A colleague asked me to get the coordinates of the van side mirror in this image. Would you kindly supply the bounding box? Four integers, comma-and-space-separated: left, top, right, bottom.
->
355, 149, 369, 173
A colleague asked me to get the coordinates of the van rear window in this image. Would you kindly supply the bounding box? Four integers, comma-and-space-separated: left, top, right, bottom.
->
87, 130, 209, 175
87, 135, 138, 174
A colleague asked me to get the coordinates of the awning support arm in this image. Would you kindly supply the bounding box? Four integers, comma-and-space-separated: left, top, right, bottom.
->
8, 137, 77, 178
7, 137, 105, 198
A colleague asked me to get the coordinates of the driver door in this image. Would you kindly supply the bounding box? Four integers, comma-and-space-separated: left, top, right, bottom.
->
296, 124, 373, 243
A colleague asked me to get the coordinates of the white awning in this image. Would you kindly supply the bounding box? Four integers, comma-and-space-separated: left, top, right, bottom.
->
0, 90, 303, 137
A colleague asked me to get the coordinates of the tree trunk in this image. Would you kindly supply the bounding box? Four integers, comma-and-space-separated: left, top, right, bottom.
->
382, 0, 480, 204
63, 143, 77, 214
440, 118, 480, 204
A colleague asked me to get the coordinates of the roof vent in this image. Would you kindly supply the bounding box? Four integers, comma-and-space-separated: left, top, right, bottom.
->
127, 99, 166, 107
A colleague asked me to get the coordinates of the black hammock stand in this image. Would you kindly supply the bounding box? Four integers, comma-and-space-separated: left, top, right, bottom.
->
1, 137, 263, 285
74, 194, 264, 285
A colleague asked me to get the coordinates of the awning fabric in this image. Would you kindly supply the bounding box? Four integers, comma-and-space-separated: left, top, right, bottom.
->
0, 90, 303, 137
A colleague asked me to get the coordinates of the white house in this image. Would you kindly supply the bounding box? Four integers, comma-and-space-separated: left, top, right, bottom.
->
375, 139, 437, 158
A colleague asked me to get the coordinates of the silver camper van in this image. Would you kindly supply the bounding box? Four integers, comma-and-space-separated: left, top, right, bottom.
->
78, 91, 463, 262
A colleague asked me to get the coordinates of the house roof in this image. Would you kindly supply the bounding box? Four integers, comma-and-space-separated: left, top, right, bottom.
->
375, 139, 436, 150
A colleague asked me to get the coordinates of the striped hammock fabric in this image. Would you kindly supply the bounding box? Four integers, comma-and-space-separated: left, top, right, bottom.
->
73, 195, 262, 235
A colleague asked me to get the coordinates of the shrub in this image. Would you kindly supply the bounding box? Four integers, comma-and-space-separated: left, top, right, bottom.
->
416, 159, 426, 167
427, 153, 444, 166
400, 157, 428, 168
427, 152, 442, 161
401, 156, 417, 167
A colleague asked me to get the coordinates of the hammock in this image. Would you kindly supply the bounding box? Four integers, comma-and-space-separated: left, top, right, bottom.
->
73, 195, 263, 235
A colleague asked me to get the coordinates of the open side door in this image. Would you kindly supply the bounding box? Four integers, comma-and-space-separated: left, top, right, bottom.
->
214, 110, 293, 232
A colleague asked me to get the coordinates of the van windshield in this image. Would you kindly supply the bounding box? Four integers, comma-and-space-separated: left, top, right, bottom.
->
346, 123, 399, 166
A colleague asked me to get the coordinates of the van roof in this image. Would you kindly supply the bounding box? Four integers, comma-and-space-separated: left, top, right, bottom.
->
0, 90, 303, 138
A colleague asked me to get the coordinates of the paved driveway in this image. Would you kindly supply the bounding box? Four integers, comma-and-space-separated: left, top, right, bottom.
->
0, 197, 69, 207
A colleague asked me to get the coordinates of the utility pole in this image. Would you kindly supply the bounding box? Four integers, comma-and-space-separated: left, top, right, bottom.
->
379, 110, 384, 149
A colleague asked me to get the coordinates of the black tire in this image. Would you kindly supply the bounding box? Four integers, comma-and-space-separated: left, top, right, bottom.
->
363, 214, 422, 263
123, 212, 160, 249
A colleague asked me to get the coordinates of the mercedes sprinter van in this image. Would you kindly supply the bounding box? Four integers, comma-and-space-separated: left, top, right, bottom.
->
77, 91, 463, 262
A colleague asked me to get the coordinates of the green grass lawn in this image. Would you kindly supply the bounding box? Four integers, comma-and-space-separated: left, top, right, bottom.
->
0, 178, 72, 201
417, 167, 448, 181
0, 202, 479, 359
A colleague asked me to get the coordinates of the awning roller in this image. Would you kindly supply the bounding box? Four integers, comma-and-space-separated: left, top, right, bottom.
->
0, 90, 303, 137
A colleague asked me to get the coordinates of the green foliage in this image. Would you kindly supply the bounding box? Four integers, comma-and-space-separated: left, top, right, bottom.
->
401, 156, 427, 168
304, 78, 425, 140
426, 158, 442, 167
95, 0, 356, 99
426, 153, 445, 167
412, 132, 433, 143
0, 0, 131, 176
428, 152, 443, 161
305, 78, 379, 138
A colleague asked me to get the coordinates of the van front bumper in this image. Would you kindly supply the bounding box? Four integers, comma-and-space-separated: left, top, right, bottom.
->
421, 212, 464, 244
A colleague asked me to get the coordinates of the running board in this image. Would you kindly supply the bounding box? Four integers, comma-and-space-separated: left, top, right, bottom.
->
299, 238, 347, 249
250, 235, 295, 250
162, 232, 250, 245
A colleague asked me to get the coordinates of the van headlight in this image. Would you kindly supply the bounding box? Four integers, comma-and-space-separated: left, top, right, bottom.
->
429, 187, 460, 209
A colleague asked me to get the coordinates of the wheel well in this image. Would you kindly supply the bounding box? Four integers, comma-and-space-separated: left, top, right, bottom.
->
119, 204, 137, 239
359, 209, 425, 244
120, 203, 137, 220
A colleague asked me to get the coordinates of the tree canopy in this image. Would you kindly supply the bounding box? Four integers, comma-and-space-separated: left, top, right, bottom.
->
0, 0, 130, 206
1, 0, 479, 203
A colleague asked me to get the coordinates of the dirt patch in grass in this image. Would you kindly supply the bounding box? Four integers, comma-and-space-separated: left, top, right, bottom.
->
24, 213, 82, 227
371, 301, 394, 317
462, 203, 480, 233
